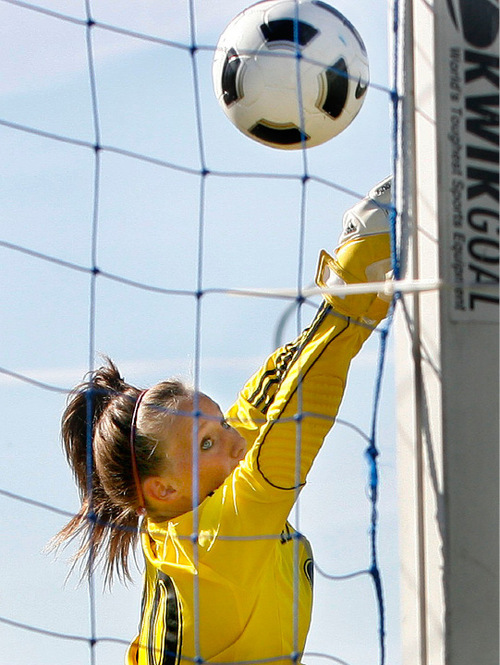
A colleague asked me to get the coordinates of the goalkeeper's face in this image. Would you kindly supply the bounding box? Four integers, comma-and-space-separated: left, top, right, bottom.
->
144, 394, 247, 520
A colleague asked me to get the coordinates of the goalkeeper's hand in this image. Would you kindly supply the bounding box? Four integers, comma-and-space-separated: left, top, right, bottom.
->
315, 176, 394, 325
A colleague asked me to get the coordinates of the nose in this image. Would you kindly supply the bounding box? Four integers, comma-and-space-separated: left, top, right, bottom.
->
230, 432, 246, 461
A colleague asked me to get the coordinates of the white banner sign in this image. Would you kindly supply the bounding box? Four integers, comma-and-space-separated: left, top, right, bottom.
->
436, 0, 499, 321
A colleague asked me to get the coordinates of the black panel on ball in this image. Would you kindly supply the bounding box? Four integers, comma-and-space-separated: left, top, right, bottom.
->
260, 19, 318, 46
321, 58, 348, 118
249, 122, 309, 145
221, 48, 242, 106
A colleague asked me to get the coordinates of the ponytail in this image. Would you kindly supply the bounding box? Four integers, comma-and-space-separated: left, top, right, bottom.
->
52, 358, 143, 584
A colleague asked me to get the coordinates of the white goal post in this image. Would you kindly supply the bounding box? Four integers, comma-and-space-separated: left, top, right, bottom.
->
394, 1, 499, 665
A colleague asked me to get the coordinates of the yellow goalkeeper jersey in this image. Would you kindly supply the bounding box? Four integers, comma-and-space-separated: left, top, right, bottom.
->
126, 303, 374, 665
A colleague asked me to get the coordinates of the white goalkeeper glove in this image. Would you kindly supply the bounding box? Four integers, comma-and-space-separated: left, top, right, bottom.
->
315, 176, 394, 324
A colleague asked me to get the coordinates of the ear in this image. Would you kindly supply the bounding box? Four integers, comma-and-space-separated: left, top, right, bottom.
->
143, 477, 177, 504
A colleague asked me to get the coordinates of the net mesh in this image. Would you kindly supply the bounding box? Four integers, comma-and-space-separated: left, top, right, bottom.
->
0, 1, 401, 663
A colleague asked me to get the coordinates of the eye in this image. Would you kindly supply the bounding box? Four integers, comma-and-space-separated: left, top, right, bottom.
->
221, 418, 231, 430
201, 438, 214, 451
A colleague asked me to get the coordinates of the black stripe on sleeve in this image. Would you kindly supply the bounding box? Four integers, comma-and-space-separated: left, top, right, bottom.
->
147, 570, 182, 665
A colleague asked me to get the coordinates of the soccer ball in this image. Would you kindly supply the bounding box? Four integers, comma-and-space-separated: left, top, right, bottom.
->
212, 0, 369, 150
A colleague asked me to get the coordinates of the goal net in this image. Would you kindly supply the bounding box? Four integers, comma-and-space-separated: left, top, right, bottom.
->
0, 0, 459, 663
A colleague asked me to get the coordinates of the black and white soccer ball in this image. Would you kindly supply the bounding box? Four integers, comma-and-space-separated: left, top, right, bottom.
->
212, 0, 369, 150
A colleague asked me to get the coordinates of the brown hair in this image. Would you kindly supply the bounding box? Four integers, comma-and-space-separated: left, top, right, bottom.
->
52, 357, 192, 585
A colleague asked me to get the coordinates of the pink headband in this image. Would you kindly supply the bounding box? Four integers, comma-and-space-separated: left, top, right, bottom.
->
130, 389, 148, 516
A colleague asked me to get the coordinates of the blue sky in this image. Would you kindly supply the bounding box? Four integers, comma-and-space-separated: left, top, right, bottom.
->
0, 1, 399, 663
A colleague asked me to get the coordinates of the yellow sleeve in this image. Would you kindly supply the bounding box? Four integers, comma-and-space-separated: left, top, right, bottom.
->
226, 302, 373, 490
